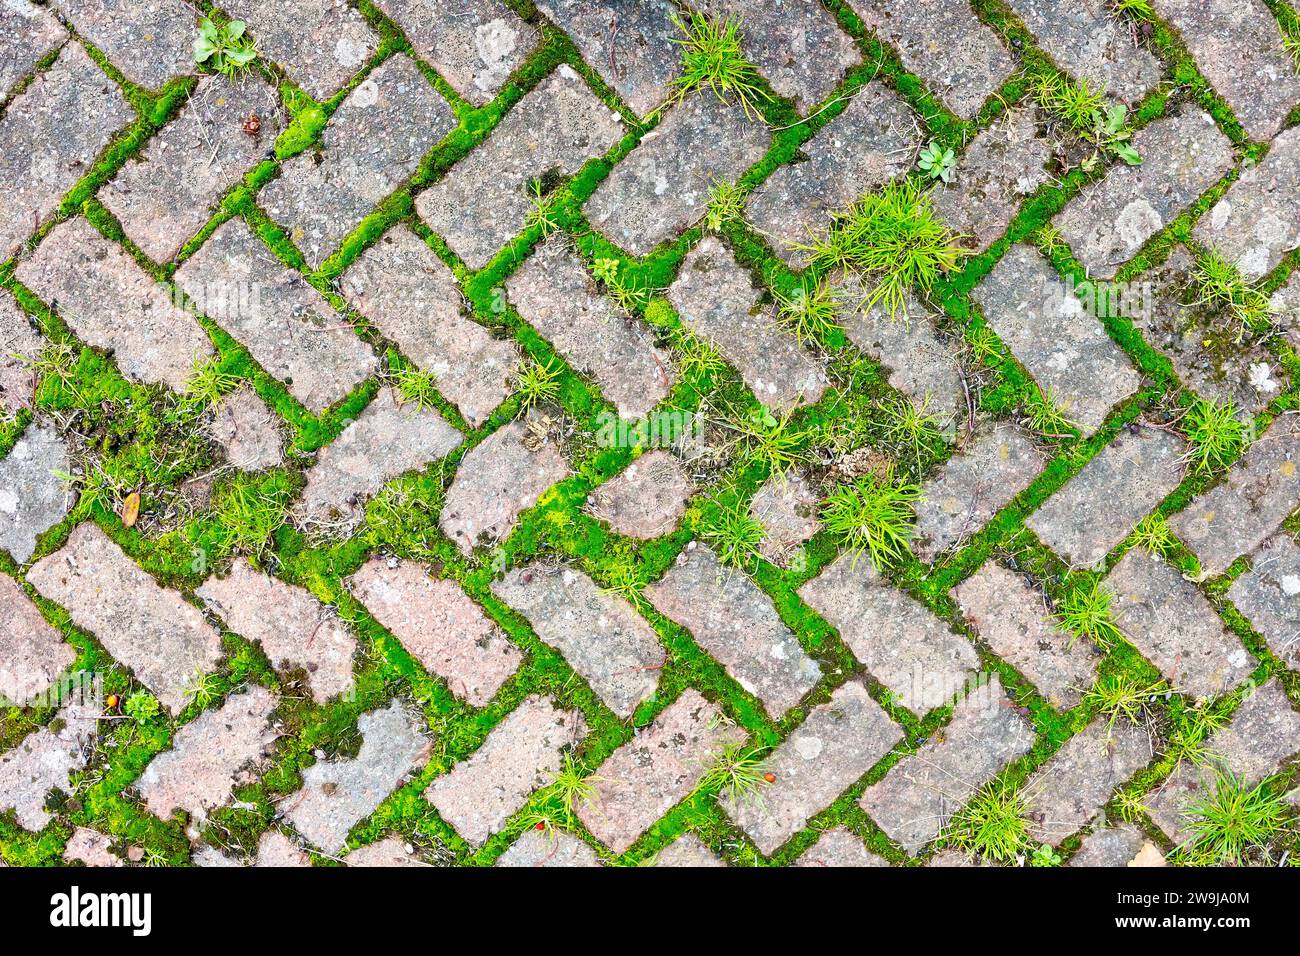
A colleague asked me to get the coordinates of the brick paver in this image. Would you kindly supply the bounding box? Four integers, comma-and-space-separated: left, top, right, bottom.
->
28, 524, 224, 714
17, 217, 214, 390
0, 292, 40, 413
418, 65, 624, 269
586, 450, 691, 540
0, 573, 75, 706
260, 54, 456, 268
646, 544, 822, 717
0, 421, 70, 564
1226, 534, 1300, 669
54, 0, 193, 90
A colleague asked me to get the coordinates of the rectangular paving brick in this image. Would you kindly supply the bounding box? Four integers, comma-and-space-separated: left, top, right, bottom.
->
697, 0, 861, 112
375, 0, 539, 106
347, 557, 522, 707
534, 0, 678, 117
746, 84, 917, 264
800, 553, 979, 716
973, 244, 1140, 433
1054, 107, 1234, 277
27, 524, 224, 713
654, 832, 725, 867
261, 54, 456, 268
578, 689, 743, 852
0, 699, 97, 830
1022, 716, 1151, 844
1136, 246, 1281, 414
795, 827, 890, 867
860, 678, 1035, 854
586, 93, 769, 256
855, 0, 1015, 119
506, 236, 674, 419
751, 471, 821, 568
496, 828, 600, 866
1006, 0, 1162, 104
1226, 534, 1300, 669
16, 218, 214, 391
221, 0, 379, 101
915, 424, 1044, 560
440, 418, 570, 553
1194, 126, 1300, 280
0, 1, 64, 99
174, 217, 377, 413
134, 685, 277, 823
1068, 824, 1149, 867
933, 108, 1053, 253
0, 573, 75, 706
726, 681, 903, 855
284, 700, 430, 854
341, 225, 515, 427
296, 387, 462, 528
101, 75, 284, 263
1146, 680, 1300, 844
0, 421, 71, 564
418, 65, 624, 269
840, 289, 965, 429
1153, 0, 1300, 141
587, 450, 692, 540
668, 237, 825, 413
1107, 549, 1256, 697
646, 544, 822, 717
208, 387, 284, 471
1027, 425, 1186, 568
425, 695, 586, 845
0, 292, 40, 413
0, 43, 132, 259
1169, 415, 1300, 576
197, 558, 357, 704
954, 563, 1101, 710
54, 0, 193, 90
492, 563, 663, 718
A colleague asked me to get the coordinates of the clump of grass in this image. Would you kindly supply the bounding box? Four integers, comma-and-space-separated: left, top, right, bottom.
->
1180, 772, 1293, 866
1131, 513, 1176, 554
672, 329, 727, 380
394, 367, 440, 409
1031, 73, 1140, 164
725, 406, 813, 477
1181, 397, 1245, 476
775, 276, 842, 345
821, 466, 922, 571
704, 179, 746, 232
668, 11, 770, 120
193, 17, 258, 78
1056, 579, 1124, 648
183, 672, 223, 711
605, 274, 652, 312
182, 356, 238, 411
524, 180, 561, 236
543, 752, 606, 822
211, 475, 287, 560
1084, 673, 1168, 733
1114, 788, 1153, 824
966, 325, 1002, 365
1168, 703, 1230, 768
877, 394, 943, 467
796, 179, 966, 319
1022, 387, 1076, 441
946, 782, 1032, 864
1034, 225, 1068, 257
701, 500, 766, 569
696, 741, 771, 807
1112, 0, 1155, 21
1190, 252, 1271, 333
514, 358, 563, 411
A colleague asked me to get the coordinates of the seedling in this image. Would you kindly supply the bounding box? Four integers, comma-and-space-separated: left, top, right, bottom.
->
124, 690, 162, 727
592, 257, 620, 285
193, 17, 258, 78
394, 367, 441, 409
821, 466, 922, 571
704, 179, 746, 232
1030, 843, 1062, 867
877, 394, 943, 468
1130, 513, 1176, 554
918, 141, 956, 183
524, 181, 561, 236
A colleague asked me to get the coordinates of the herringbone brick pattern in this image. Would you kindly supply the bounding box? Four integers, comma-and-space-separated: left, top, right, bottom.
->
1, 0, 1299, 868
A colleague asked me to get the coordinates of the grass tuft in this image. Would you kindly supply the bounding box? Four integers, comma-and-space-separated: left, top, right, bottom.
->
668, 11, 770, 121
775, 276, 842, 345
796, 179, 966, 319
1182, 397, 1245, 476
946, 781, 1031, 864
1180, 772, 1293, 866
514, 358, 564, 412
701, 500, 766, 569
821, 466, 922, 571
695, 741, 771, 807
1056, 578, 1125, 648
